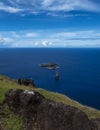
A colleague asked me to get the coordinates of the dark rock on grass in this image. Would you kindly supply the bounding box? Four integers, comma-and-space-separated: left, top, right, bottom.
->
18, 78, 35, 87
4, 89, 99, 130
5, 89, 23, 113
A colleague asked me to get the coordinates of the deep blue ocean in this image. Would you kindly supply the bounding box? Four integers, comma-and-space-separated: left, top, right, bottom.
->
0, 48, 100, 109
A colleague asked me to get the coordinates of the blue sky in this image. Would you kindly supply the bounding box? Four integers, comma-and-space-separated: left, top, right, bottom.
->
0, 0, 100, 48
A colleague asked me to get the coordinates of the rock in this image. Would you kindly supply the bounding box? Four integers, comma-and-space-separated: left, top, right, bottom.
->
18, 78, 35, 87
5, 89, 23, 113
19, 90, 45, 130
91, 119, 100, 130
0, 105, 3, 130
37, 100, 96, 130
4, 89, 99, 130
0, 122, 5, 130
0, 123, 2, 130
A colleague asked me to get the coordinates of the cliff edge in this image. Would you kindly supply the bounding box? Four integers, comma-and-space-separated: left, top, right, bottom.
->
3, 89, 99, 130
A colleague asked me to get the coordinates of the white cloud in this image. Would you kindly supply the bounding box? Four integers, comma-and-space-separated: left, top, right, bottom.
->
0, 30, 100, 48
42, 40, 48, 47
51, 30, 100, 40
1, 0, 100, 15
64, 39, 100, 48
0, 35, 13, 43
0, 35, 14, 47
52, 32, 77, 38
42, 0, 53, 6
42, 0, 100, 12
11, 32, 20, 38
34, 42, 39, 47
3, 37, 13, 43
47, 12, 60, 17
0, 2, 22, 13
47, 12, 89, 17
26, 32, 38, 38
34, 40, 54, 47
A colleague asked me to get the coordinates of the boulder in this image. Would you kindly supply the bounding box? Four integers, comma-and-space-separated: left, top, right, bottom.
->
4, 89, 99, 130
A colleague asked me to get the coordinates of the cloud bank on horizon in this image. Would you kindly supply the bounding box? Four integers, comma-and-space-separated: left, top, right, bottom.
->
1, 30, 100, 48
0, 0, 100, 48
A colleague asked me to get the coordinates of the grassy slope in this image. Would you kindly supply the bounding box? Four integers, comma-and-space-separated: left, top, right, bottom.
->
0, 75, 100, 120
0, 76, 24, 130
0, 106, 22, 130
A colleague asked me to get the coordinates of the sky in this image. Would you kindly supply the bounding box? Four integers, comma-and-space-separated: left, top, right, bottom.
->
0, 0, 100, 48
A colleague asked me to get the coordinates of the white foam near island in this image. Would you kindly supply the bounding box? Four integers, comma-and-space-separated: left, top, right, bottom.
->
23, 90, 35, 95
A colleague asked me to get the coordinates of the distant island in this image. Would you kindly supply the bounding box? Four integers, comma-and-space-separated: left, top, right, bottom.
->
40, 62, 59, 69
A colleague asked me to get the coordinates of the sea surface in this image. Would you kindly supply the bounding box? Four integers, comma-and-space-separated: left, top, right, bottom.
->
0, 48, 100, 109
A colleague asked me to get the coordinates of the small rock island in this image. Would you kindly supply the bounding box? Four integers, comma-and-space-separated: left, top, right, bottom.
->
40, 62, 59, 69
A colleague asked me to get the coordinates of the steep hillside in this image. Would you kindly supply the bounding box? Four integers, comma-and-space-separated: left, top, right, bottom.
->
0, 75, 100, 130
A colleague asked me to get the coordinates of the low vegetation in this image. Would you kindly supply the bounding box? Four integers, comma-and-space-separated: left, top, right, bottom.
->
0, 106, 22, 130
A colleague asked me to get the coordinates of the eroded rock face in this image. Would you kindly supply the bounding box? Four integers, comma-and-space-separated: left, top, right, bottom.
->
5, 89, 23, 113
91, 119, 100, 130
36, 100, 97, 130
0, 122, 5, 130
4, 89, 99, 130
0, 123, 2, 130
5, 89, 45, 130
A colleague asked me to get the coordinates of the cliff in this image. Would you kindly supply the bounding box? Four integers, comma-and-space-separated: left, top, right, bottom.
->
0, 75, 100, 130
1, 89, 99, 130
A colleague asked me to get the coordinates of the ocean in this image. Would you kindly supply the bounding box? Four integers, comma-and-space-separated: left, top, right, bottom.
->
0, 48, 100, 109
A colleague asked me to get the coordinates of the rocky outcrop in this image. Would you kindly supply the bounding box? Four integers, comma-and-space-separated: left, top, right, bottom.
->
4, 89, 99, 130
18, 78, 35, 87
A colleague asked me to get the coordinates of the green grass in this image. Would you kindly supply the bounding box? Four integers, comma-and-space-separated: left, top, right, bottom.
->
0, 75, 100, 120
0, 106, 22, 130
0, 75, 33, 102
